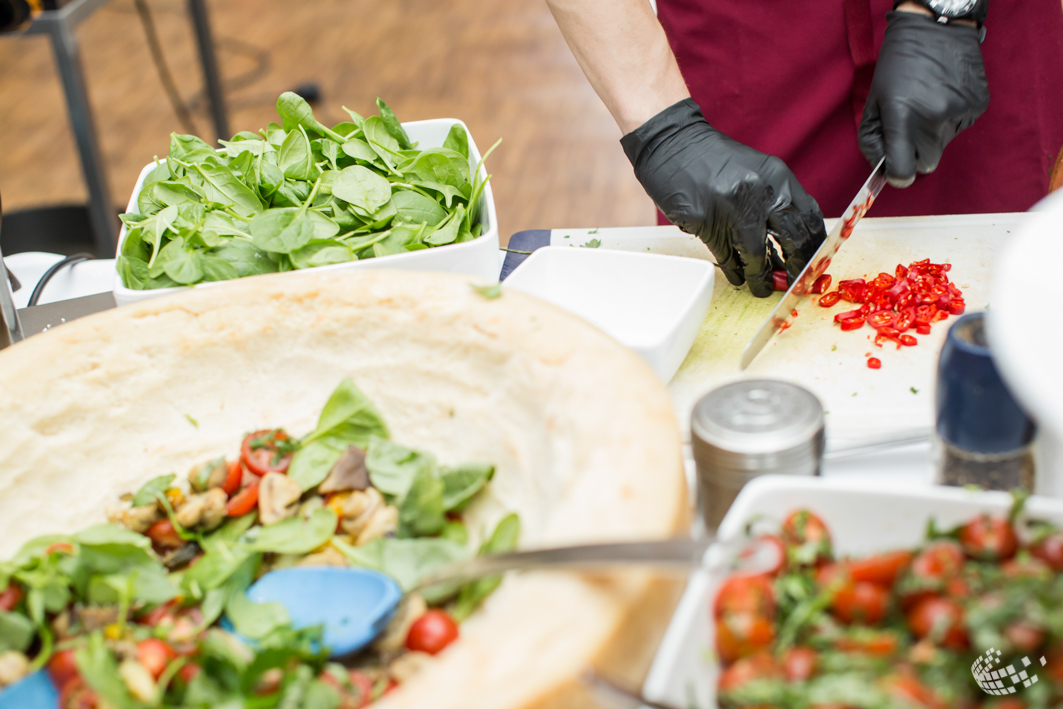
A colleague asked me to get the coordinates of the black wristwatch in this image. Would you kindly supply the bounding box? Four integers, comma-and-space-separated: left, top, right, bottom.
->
894, 0, 987, 40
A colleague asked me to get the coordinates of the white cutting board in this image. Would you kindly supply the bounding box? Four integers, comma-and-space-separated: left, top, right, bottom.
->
550, 213, 1026, 443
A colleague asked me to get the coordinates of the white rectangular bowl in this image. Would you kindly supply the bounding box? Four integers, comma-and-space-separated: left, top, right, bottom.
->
643, 476, 1063, 708
502, 247, 714, 382
113, 118, 500, 306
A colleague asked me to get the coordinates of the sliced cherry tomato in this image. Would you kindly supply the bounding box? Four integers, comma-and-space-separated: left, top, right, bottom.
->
221, 460, 243, 497
781, 510, 832, 564
226, 481, 260, 517
747, 535, 786, 577
240, 429, 294, 476
714, 574, 775, 618
0, 582, 23, 612
48, 648, 81, 691
818, 292, 841, 307
717, 652, 779, 692
832, 580, 890, 624
1004, 621, 1046, 653
137, 599, 181, 627
406, 609, 459, 655
883, 672, 946, 709
811, 274, 832, 295
840, 317, 865, 331
177, 662, 201, 684
916, 323, 931, 336
907, 597, 968, 649
772, 270, 788, 291
146, 519, 183, 550
847, 550, 912, 587
715, 614, 775, 663
867, 357, 881, 369
137, 638, 178, 679
1031, 532, 1063, 571
782, 646, 817, 681
346, 669, 375, 708
958, 515, 1018, 561
909, 541, 965, 585
900, 334, 918, 347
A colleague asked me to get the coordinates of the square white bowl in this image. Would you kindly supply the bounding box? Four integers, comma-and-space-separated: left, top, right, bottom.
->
642, 476, 1063, 708
503, 246, 714, 382
112, 118, 500, 306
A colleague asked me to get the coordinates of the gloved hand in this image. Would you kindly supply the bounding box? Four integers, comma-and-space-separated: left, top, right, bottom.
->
859, 11, 989, 188
621, 99, 826, 298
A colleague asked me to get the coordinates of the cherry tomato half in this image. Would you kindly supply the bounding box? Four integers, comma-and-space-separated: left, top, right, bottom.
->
835, 630, 900, 657
717, 652, 779, 692
959, 515, 1018, 561
907, 597, 968, 649
137, 639, 178, 679
226, 481, 260, 517
714, 574, 775, 619
782, 646, 817, 681
832, 580, 890, 624
781, 510, 832, 564
715, 614, 775, 664
811, 274, 832, 295
847, 550, 913, 587
818, 292, 841, 308
221, 460, 243, 497
146, 519, 183, 551
240, 430, 293, 476
1031, 532, 1063, 571
48, 649, 81, 691
58, 676, 99, 709
0, 582, 23, 612
406, 609, 459, 655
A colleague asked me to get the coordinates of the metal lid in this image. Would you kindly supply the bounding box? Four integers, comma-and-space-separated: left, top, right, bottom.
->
691, 380, 824, 456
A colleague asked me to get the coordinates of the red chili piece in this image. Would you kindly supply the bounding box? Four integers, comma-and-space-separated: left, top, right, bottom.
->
811, 274, 832, 295
867, 357, 882, 369
773, 270, 789, 292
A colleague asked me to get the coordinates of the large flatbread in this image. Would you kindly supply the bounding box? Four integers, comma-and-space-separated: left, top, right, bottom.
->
0, 270, 689, 707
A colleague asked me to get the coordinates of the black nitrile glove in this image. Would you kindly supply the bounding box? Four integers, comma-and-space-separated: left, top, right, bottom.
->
859, 11, 989, 188
621, 99, 826, 298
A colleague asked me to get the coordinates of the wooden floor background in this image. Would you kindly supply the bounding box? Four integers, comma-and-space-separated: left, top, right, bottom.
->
0, 0, 655, 246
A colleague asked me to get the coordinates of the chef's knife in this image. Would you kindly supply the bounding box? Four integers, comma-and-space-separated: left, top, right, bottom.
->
739, 157, 888, 370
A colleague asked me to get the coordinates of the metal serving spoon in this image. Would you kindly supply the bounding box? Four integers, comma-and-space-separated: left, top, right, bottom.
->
242, 534, 775, 657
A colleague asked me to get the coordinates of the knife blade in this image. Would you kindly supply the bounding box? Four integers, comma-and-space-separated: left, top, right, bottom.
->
739, 157, 888, 370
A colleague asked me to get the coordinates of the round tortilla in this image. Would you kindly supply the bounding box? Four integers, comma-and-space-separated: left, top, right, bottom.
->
0, 270, 689, 707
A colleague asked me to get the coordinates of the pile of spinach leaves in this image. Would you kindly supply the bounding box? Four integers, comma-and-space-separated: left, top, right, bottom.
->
117, 93, 500, 290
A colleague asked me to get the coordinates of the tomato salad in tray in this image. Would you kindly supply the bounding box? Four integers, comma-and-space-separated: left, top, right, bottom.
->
0, 379, 519, 708
714, 498, 1063, 708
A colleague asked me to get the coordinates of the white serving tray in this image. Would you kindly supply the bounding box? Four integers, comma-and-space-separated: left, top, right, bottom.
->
112, 118, 500, 306
642, 476, 1063, 708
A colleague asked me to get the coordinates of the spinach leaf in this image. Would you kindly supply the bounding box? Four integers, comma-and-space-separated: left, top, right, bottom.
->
250, 208, 316, 254
161, 242, 206, 285
131, 473, 175, 507
397, 464, 446, 538
332, 166, 392, 214
390, 190, 446, 227
170, 132, 216, 162
341, 106, 365, 127
424, 205, 464, 246
443, 124, 470, 160
200, 255, 241, 282
340, 137, 379, 166
365, 437, 435, 498
306, 210, 341, 240
278, 126, 316, 181
276, 91, 345, 143
410, 149, 467, 187
0, 610, 34, 652
243, 509, 337, 555
289, 379, 390, 491
143, 205, 178, 269
451, 513, 520, 621
362, 116, 401, 172
440, 463, 494, 512
192, 162, 264, 216
289, 239, 354, 270
376, 98, 413, 149
335, 537, 470, 595
76, 633, 142, 709
182, 543, 256, 597
226, 591, 290, 640
212, 240, 278, 277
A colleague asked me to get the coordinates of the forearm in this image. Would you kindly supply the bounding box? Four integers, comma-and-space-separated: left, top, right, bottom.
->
544, 0, 690, 134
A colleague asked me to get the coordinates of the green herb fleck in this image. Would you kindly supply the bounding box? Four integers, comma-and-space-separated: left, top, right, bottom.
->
470, 283, 502, 299
563, 235, 570, 239
831, 344, 837, 352
588, 228, 599, 234
185, 414, 199, 428
910, 386, 919, 394
581, 239, 601, 249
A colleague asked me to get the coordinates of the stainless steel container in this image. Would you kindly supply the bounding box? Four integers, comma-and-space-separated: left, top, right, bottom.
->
692, 380, 824, 529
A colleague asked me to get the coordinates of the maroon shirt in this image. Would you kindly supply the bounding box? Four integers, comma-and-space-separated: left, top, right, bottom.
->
655, 0, 1063, 217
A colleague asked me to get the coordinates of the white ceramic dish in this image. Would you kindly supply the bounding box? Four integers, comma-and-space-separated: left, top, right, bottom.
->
642, 476, 1063, 708
112, 118, 500, 306
502, 246, 714, 382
